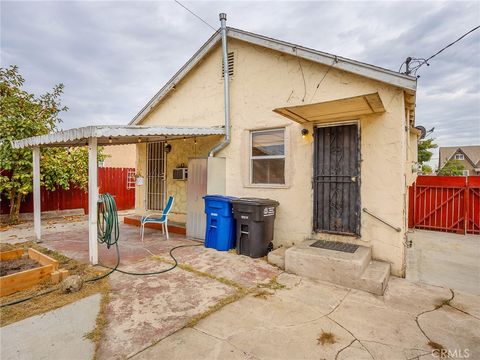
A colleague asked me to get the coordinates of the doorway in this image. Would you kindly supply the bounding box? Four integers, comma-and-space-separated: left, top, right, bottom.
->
313, 124, 360, 235
146, 141, 166, 210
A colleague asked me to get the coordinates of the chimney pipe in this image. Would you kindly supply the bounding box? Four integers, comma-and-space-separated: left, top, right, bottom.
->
208, 13, 231, 157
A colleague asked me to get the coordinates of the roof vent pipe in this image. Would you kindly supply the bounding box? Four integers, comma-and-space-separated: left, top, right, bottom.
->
208, 13, 231, 157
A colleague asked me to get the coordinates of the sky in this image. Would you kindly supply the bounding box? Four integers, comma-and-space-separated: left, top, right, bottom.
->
1, 0, 480, 167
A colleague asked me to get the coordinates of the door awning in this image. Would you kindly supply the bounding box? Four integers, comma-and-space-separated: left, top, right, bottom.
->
11, 125, 225, 149
273, 92, 386, 124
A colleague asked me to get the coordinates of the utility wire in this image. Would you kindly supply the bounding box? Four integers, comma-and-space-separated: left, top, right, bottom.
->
173, 0, 216, 31
424, 25, 479, 64
401, 25, 480, 75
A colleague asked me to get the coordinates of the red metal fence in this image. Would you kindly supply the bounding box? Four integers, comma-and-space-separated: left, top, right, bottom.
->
408, 176, 480, 235
1, 167, 135, 215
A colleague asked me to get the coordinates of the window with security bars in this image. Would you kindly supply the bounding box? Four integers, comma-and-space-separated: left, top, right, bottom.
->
147, 142, 166, 210
250, 128, 285, 185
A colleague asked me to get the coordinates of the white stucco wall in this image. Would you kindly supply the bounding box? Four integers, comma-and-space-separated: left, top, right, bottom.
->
135, 38, 414, 276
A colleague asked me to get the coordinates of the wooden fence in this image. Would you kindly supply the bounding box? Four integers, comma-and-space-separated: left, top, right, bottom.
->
408, 176, 480, 235
1, 167, 135, 215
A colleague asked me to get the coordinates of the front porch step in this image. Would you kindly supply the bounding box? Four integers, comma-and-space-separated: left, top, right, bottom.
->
284, 240, 390, 295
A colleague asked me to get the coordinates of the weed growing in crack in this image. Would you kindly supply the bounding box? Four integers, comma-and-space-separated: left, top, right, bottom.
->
257, 276, 286, 291
253, 290, 273, 299
317, 330, 337, 345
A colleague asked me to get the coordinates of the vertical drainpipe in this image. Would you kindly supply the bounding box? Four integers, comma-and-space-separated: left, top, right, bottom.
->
209, 13, 231, 157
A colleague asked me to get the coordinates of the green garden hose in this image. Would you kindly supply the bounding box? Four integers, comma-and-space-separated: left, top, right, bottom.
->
97, 193, 119, 249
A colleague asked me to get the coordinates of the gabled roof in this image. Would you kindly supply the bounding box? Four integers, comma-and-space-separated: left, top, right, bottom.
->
438, 145, 480, 168
130, 27, 417, 125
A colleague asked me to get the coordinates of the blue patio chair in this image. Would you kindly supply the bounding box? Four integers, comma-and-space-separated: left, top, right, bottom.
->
140, 195, 174, 242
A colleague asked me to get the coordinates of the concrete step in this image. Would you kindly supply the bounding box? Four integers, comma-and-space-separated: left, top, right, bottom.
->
285, 240, 372, 279
284, 240, 390, 295
267, 247, 286, 269
356, 260, 390, 295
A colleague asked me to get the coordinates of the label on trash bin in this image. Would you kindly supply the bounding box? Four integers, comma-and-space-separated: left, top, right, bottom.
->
211, 213, 218, 217
241, 215, 249, 220
263, 207, 275, 217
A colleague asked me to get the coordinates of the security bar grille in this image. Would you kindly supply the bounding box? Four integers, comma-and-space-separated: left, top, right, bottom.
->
147, 142, 166, 211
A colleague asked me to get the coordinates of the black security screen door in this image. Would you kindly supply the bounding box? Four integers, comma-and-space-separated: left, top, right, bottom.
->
313, 124, 360, 235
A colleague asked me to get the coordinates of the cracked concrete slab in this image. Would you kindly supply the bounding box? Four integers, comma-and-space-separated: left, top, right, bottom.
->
198, 309, 355, 360
329, 294, 429, 351
1, 294, 100, 360
133, 328, 256, 360
96, 260, 237, 359
337, 340, 372, 360
418, 305, 480, 357
148, 275, 480, 360
449, 289, 480, 319
169, 245, 282, 288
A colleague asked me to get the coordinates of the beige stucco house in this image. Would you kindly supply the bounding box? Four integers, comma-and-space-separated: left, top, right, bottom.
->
131, 27, 418, 276
101, 144, 136, 168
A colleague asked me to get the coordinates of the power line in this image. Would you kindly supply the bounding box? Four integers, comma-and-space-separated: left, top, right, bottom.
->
400, 25, 480, 75
173, 0, 216, 31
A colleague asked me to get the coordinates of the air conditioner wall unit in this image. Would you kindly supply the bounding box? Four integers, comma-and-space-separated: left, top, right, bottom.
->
173, 167, 188, 180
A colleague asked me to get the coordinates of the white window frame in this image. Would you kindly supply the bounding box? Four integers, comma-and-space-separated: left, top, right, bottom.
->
455, 153, 464, 160
249, 128, 286, 185
462, 170, 469, 176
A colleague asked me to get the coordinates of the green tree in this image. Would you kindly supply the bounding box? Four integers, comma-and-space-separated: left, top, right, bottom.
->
421, 164, 433, 174
418, 138, 438, 164
0, 65, 103, 223
437, 159, 465, 176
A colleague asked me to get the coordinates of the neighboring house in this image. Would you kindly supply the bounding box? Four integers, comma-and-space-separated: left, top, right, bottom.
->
101, 144, 136, 168
438, 146, 480, 176
131, 27, 418, 276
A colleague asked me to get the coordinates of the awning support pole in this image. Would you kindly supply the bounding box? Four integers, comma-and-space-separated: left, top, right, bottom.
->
88, 137, 98, 265
32, 146, 41, 243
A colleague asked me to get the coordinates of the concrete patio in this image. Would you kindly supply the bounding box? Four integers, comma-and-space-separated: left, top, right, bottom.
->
1, 217, 479, 360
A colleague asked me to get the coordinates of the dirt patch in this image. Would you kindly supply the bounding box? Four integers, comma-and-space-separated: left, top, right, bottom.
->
0, 241, 109, 327
0, 258, 42, 277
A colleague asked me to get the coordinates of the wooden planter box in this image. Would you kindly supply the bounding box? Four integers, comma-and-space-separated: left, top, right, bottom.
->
0, 248, 68, 297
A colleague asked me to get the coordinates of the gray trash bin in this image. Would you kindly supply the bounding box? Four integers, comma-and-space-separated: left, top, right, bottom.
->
231, 198, 279, 258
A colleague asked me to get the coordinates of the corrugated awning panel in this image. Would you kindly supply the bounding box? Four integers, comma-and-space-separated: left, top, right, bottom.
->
11, 125, 225, 148
273, 92, 386, 124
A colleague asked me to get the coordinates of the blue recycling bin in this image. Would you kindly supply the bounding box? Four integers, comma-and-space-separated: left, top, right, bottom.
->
204, 195, 237, 251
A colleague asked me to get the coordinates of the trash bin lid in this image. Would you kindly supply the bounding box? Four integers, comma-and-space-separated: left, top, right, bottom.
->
203, 194, 238, 202
231, 197, 279, 206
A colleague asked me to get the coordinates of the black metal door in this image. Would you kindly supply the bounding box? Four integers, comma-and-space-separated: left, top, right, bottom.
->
313, 124, 360, 235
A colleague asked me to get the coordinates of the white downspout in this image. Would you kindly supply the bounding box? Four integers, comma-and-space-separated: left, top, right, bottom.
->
208, 13, 231, 157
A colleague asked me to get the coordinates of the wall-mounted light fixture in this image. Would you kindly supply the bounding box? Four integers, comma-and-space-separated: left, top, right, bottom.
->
108, 136, 113, 144
301, 128, 309, 139
165, 143, 172, 153
138, 138, 142, 143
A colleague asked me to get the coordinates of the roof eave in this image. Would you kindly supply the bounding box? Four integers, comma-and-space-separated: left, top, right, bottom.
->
228, 28, 417, 92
